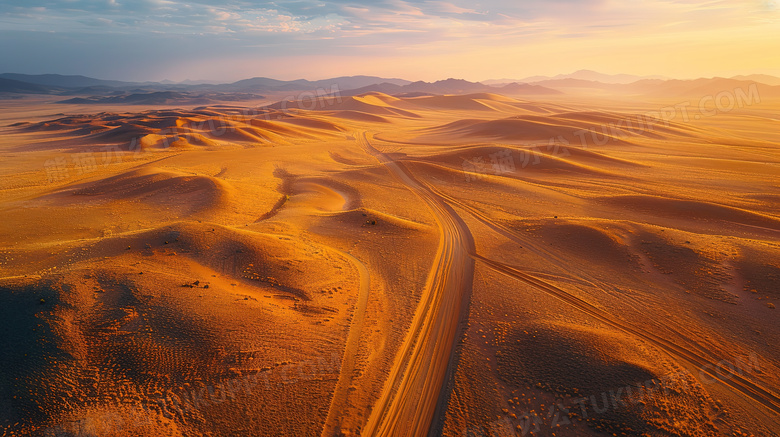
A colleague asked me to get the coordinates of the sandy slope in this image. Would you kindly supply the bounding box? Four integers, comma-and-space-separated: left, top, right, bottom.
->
0, 90, 779, 437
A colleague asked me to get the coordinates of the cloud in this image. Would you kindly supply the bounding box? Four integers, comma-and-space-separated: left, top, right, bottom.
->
1, 0, 764, 37
0, 0, 776, 81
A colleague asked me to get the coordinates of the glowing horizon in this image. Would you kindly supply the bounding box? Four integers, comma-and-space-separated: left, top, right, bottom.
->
0, 0, 777, 82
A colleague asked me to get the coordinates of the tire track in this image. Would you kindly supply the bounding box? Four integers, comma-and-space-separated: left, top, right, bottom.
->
410, 160, 780, 421
472, 253, 780, 417
321, 249, 371, 436
423, 181, 687, 328
358, 132, 476, 437
423, 182, 592, 275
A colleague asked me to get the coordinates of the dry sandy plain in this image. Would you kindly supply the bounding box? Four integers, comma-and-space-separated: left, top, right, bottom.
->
0, 87, 779, 437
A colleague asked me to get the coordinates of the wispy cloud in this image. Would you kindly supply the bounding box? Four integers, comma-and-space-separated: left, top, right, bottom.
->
1, 0, 772, 36
0, 0, 776, 81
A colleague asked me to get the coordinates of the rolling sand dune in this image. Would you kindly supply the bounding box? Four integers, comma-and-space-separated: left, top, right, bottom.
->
532, 221, 641, 267
1, 90, 779, 437
632, 229, 735, 302
426, 117, 587, 141
290, 179, 360, 212
267, 94, 422, 119
602, 195, 780, 230
9, 108, 355, 154
406, 144, 621, 179
0, 216, 361, 436
736, 247, 780, 299
494, 321, 723, 436
322, 110, 393, 124
403, 93, 521, 112
275, 116, 347, 132
419, 111, 704, 145
64, 167, 233, 210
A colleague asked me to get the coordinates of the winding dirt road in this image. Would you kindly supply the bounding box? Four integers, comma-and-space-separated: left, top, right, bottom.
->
350, 132, 780, 434
321, 249, 371, 436
359, 132, 476, 437
428, 181, 780, 419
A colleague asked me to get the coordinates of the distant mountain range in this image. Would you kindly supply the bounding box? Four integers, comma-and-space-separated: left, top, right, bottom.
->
521, 76, 780, 99
0, 73, 562, 102
58, 91, 267, 106
0, 77, 54, 94
0, 73, 141, 89
485, 69, 780, 88
220, 76, 412, 92
0, 73, 412, 95
484, 70, 670, 85
339, 78, 561, 96
730, 74, 780, 86
2, 71, 779, 103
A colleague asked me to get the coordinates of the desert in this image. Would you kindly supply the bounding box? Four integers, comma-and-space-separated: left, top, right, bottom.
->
2, 0, 780, 434
1, 73, 779, 436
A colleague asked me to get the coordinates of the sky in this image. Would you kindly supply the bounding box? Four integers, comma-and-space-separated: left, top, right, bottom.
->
0, 0, 778, 83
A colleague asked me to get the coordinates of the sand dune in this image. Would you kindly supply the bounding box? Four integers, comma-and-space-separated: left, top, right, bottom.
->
420, 110, 704, 145
498, 321, 664, 394
1, 89, 779, 437
602, 195, 780, 230
415, 144, 618, 177
532, 220, 640, 266
0, 215, 359, 435
423, 117, 627, 145
10, 108, 352, 153
290, 180, 358, 212
275, 116, 347, 132
403, 93, 521, 112
496, 321, 721, 435
632, 229, 735, 302
322, 110, 392, 124
736, 247, 780, 298
65, 167, 232, 210
326, 207, 433, 233
266, 94, 421, 119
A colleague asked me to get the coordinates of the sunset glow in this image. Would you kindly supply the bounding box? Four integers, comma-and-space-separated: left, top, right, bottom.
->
1, 0, 778, 81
